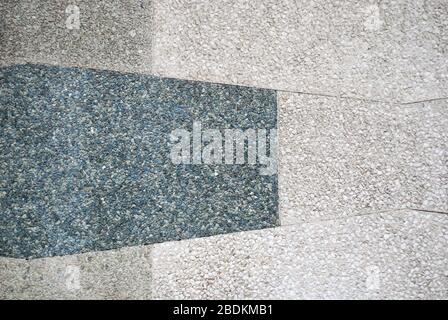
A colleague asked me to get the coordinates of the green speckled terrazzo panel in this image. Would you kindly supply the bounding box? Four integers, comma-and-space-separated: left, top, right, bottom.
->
0, 64, 278, 259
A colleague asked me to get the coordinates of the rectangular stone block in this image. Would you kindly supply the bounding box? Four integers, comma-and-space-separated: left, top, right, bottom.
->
279, 92, 447, 224
0, 246, 152, 299
153, 0, 448, 103
0, 64, 278, 258
0, 0, 152, 73
151, 210, 448, 299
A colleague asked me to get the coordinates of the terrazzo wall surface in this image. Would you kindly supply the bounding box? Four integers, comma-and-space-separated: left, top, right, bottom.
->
1, 0, 447, 299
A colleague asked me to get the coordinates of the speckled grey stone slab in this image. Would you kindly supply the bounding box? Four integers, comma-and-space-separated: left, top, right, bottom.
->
0, 63, 278, 259
0, 0, 152, 73
153, 0, 448, 103
279, 92, 448, 224
152, 210, 448, 299
0, 246, 152, 300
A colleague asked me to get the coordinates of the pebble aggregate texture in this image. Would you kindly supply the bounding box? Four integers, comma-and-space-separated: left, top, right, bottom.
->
0, 64, 278, 259
279, 94, 448, 224
1, 0, 448, 300
0, 246, 152, 299
1, 210, 447, 299
0, 0, 152, 73
153, 0, 448, 103
151, 210, 448, 299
